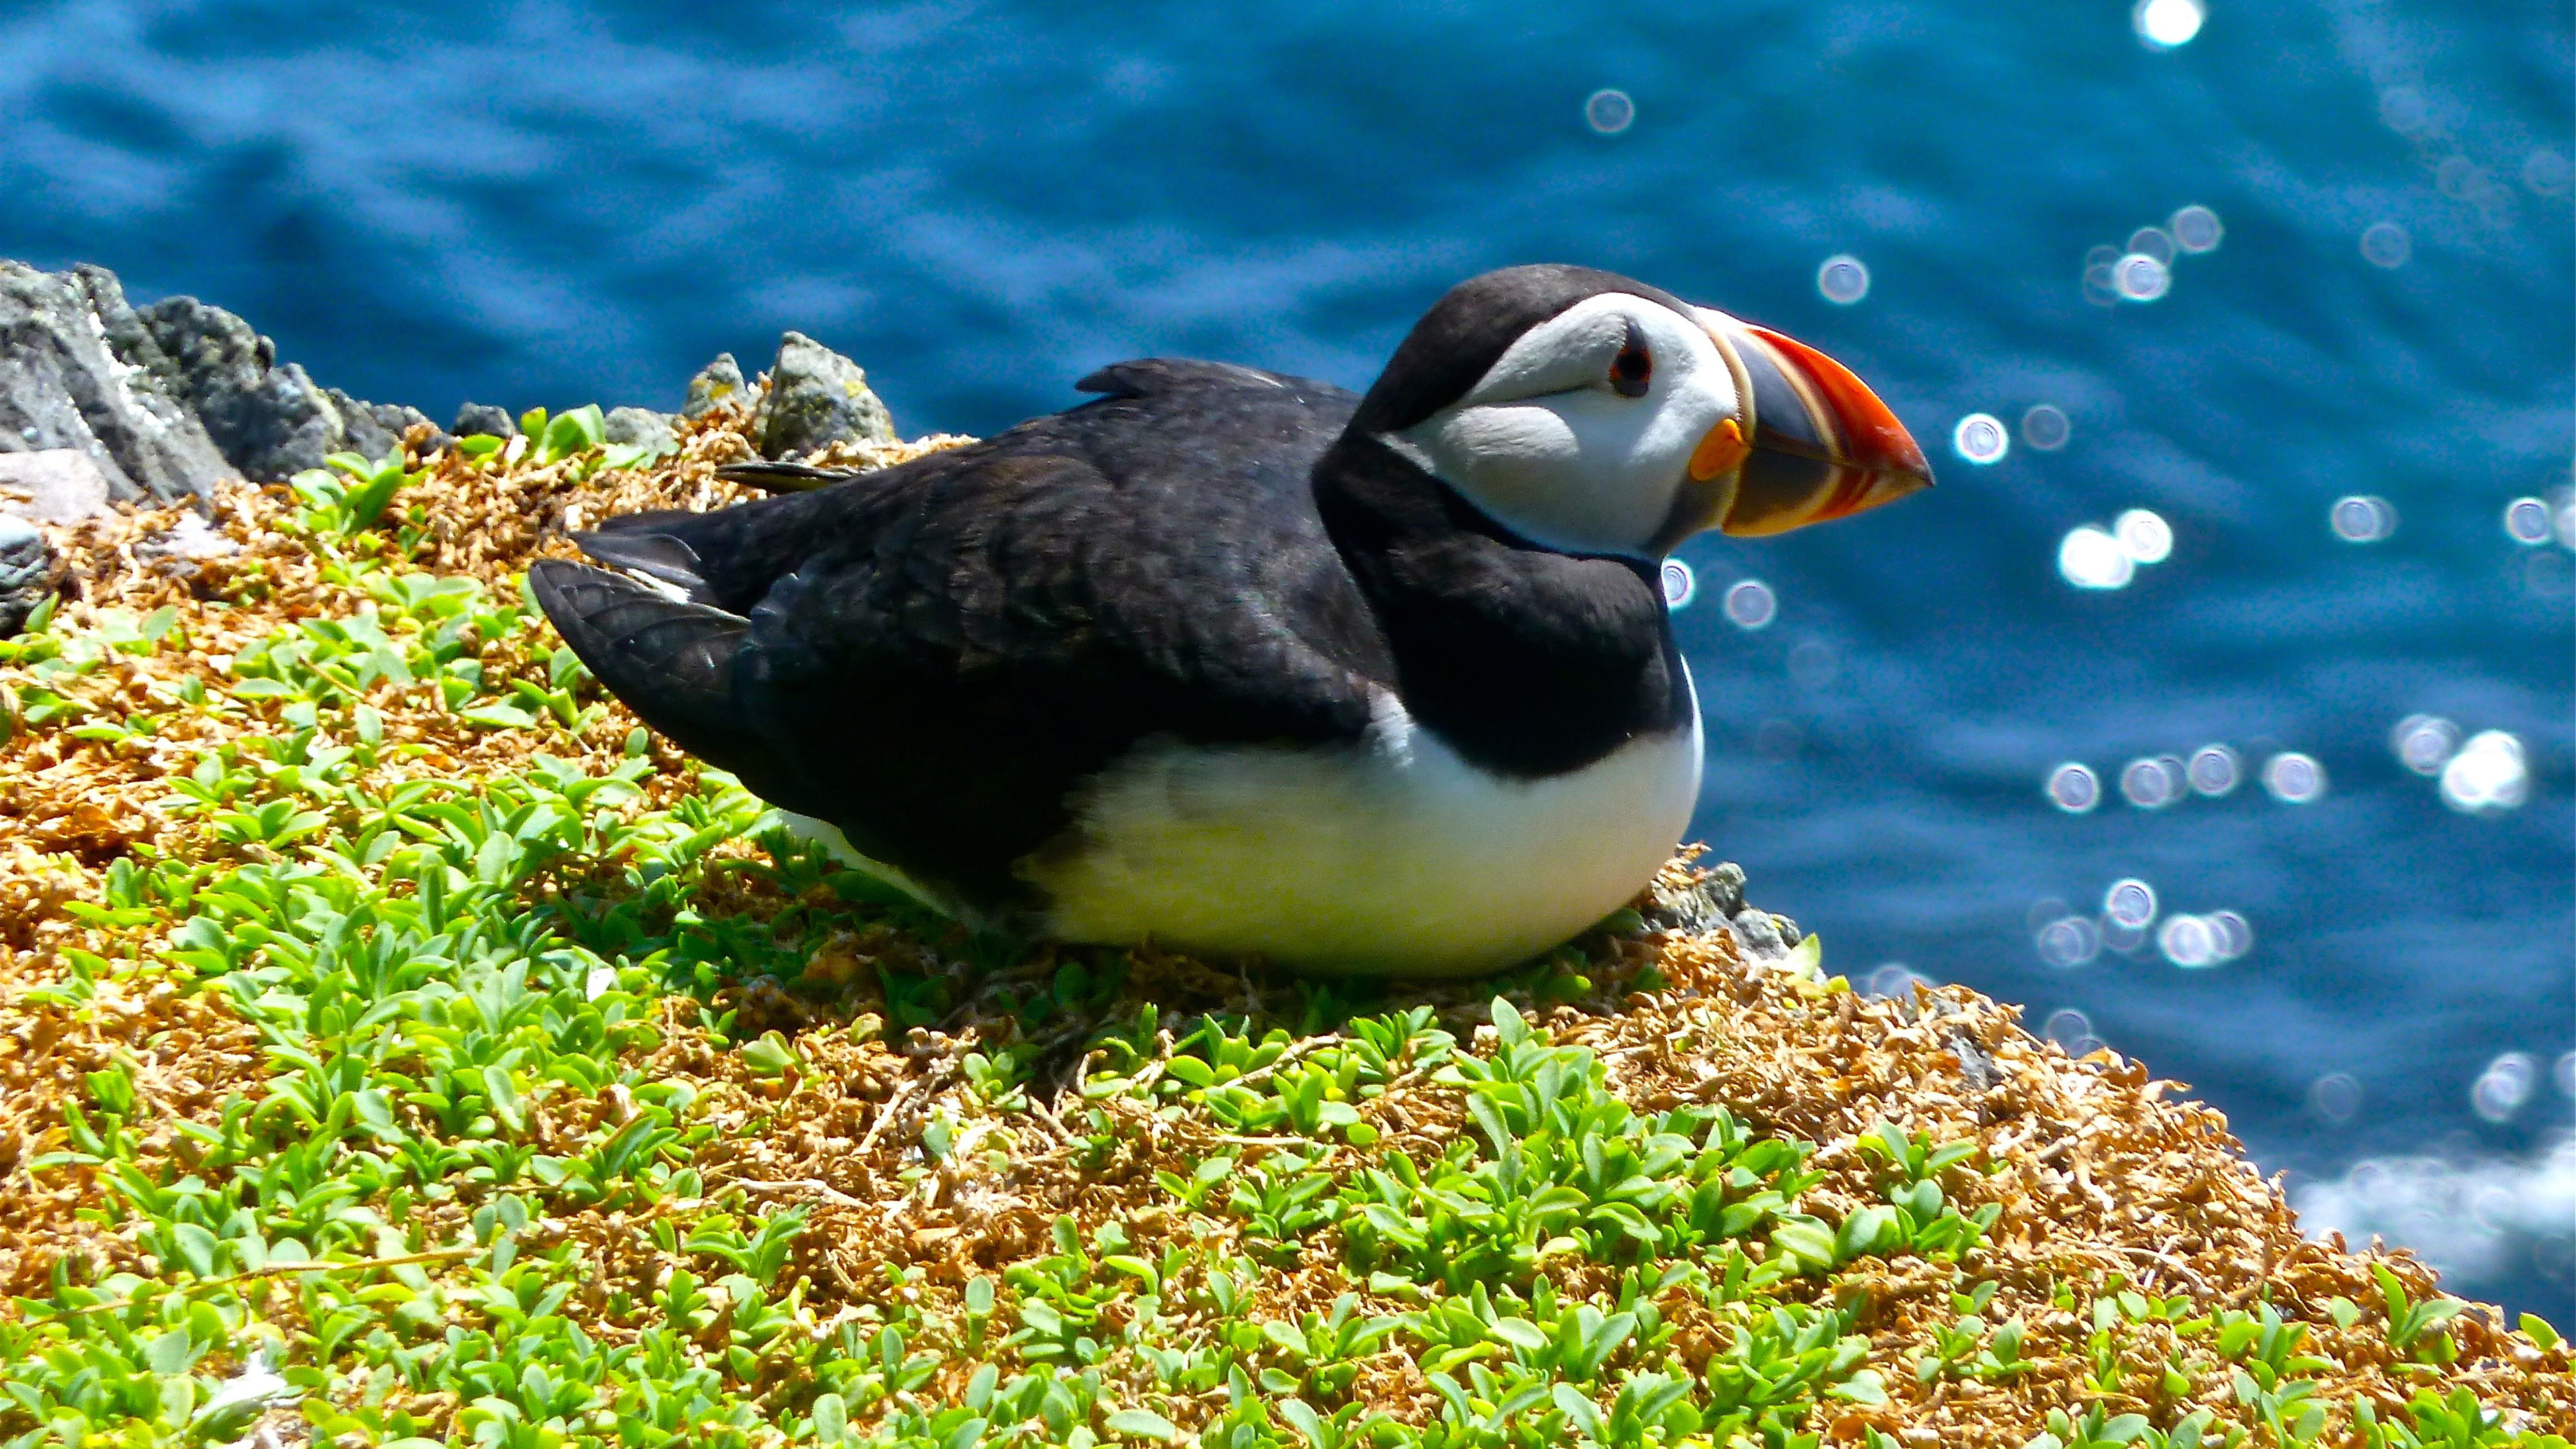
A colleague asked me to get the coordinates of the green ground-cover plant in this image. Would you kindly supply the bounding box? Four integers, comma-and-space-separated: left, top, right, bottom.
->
3, 415, 2565, 1449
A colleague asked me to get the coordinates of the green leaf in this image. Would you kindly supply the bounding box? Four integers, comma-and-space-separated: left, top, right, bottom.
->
171, 1221, 219, 1277
459, 702, 538, 729
1106, 1409, 1178, 1442
482, 1065, 524, 1133
2520, 1312, 2562, 1350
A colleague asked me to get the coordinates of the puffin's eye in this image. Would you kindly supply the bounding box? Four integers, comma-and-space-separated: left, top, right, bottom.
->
1609, 322, 1652, 398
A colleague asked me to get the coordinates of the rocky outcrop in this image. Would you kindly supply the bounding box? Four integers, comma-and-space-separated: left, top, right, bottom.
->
0, 260, 442, 502
751, 331, 896, 458
0, 263, 234, 504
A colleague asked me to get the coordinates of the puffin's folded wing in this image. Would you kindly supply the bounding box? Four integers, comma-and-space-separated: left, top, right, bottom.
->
527, 559, 763, 773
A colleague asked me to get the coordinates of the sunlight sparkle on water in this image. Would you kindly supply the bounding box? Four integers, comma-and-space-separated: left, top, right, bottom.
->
2104, 878, 2158, 930
2392, 714, 2459, 775
2472, 1053, 2536, 1124
2121, 756, 2185, 808
2114, 253, 2171, 301
1723, 579, 1775, 630
2059, 526, 2135, 590
2440, 730, 2528, 814
2505, 497, 2553, 544
2332, 494, 2397, 542
1660, 558, 1696, 609
2037, 916, 2102, 968
2158, 913, 2221, 967
2361, 222, 2412, 268
2047, 762, 2101, 813
2188, 744, 2241, 796
1816, 255, 1870, 305
1953, 413, 2008, 464
2133, 0, 2205, 48
2263, 751, 2327, 803
2207, 910, 2252, 959
2021, 405, 2070, 451
2169, 205, 2223, 252
2116, 508, 2174, 564
1585, 89, 1634, 134
2310, 1073, 2363, 1125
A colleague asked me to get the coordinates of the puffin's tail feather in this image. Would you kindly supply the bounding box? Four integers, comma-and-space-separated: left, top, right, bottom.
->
528, 559, 763, 771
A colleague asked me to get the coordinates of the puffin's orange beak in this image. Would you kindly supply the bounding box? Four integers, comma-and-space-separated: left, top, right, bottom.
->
1683, 308, 1933, 539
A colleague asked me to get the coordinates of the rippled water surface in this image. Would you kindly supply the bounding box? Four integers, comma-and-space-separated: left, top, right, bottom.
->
3, 1, 2569, 1315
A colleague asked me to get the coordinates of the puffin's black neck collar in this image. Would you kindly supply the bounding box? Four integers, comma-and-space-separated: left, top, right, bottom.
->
1311, 434, 1690, 780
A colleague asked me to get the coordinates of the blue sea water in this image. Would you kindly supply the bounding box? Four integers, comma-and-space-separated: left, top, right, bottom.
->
3, 1, 2569, 1316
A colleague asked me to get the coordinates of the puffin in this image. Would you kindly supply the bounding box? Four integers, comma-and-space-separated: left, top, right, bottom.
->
531, 265, 1929, 977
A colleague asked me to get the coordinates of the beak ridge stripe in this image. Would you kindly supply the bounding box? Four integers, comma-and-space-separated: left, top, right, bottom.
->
1689, 418, 1748, 481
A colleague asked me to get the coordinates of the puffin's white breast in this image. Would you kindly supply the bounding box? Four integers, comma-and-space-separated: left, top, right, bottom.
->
1023, 672, 1702, 977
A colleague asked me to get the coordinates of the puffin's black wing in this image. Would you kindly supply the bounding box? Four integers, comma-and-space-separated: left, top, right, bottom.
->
538, 360, 1384, 915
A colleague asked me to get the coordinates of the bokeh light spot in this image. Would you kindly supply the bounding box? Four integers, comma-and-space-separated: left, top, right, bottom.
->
2471, 1053, 2535, 1123
2116, 508, 2174, 563
2331, 494, 2397, 542
1584, 89, 1634, 133
2262, 751, 2327, 803
2121, 756, 2184, 808
2158, 913, 2220, 967
2504, 496, 2553, 544
1723, 579, 1776, 630
2310, 1073, 2363, 1125
2169, 205, 2224, 252
2440, 730, 2528, 814
2037, 916, 2102, 968
2114, 252, 2171, 301
2361, 222, 2412, 268
1816, 254, 1870, 305
2133, 0, 2205, 48
2104, 877, 2158, 929
1953, 413, 2009, 464
2188, 744, 2241, 796
2047, 762, 2102, 813
2059, 526, 2136, 590
1660, 558, 1696, 609
2392, 714, 2459, 775
2021, 405, 2071, 451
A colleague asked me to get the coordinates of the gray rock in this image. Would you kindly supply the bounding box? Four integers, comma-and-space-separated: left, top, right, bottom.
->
1644, 860, 1748, 934
0, 449, 113, 523
751, 332, 896, 459
133, 293, 346, 480
604, 406, 679, 451
0, 514, 57, 636
325, 387, 445, 460
453, 402, 518, 439
0, 261, 236, 504
680, 353, 749, 420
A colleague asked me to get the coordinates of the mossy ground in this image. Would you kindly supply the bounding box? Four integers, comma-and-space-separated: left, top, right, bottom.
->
1, 406, 2567, 1449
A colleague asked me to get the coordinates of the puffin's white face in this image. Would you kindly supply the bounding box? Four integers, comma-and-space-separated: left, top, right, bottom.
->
1386, 291, 1932, 558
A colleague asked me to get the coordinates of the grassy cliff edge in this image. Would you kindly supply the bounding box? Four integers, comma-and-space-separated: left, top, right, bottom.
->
2, 405, 2567, 1449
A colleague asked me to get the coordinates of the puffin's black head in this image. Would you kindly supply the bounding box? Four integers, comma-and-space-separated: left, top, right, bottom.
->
1347, 263, 1933, 557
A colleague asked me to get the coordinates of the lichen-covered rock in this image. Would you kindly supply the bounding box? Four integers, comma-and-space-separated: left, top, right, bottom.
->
751, 331, 895, 458
680, 352, 749, 420
0, 262, 235, 504
604, 405, 678, 451
452, 402, 517, 439
0, 514, 56, 635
